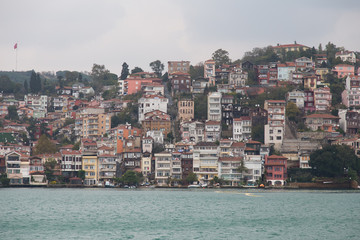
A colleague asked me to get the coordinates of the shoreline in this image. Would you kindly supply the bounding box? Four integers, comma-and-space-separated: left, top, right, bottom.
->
1, 183, 359, 191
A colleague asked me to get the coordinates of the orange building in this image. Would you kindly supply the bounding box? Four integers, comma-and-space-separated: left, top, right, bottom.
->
110, 124, 142, 154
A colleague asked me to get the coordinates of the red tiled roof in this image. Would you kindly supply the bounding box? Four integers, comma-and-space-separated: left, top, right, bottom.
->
267, 155, 287, 159
273, 44, 308, 49
231, 142, 245, 148
305, 114, 339, 119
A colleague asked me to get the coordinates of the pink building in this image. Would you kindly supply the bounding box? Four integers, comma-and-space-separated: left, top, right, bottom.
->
265, 155, 287, 186
313, 87, 332, 112
332, 64, 355, 78
120, 77, 162, 95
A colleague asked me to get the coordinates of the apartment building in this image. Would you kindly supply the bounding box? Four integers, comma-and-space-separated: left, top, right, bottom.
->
264, 100, 286, 150
138, 95, 168, 122
207, 92, 222, 121
168, 61, 190, 74
178, 99, 194, 122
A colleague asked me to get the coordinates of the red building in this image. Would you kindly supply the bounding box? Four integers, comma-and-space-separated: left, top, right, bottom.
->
265, 155, 287, 186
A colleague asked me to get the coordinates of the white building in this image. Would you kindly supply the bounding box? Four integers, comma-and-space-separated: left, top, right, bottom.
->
138, 95, 168, 122
264, 100, 286, 150
286, 90, 305, 109
229, 70, 248, 87
204, 59, 216, 85
154, 152, 172, 186
233, 116, 252, 141
207, 92, 222, 121
335, 50, 356, 64
205, 120, 221, 142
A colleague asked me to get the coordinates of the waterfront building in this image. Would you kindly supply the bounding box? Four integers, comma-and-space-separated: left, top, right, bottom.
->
193, 142, 218, 184
218, 157, 242, 186
82, 154, 98, 185
265, 155, 288, 186
154, 152, 172, 186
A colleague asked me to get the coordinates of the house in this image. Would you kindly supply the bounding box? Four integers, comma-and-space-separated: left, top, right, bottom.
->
229, 69, 248, 87
60, 150, 82, 179
169, 72, 192, 94
142, 137, 153, 154
207, 92, 222, 121
192, 78, 209, 94
5, 151, 30, 185
345, 110, 360, 135
204, 120, 221, 142
180, 121, 205, 143
303, 74, 318, 90
29, 156, 46, 185
273, 43, 310, 54
119, 76, 161, 95
204, 59, 216, 85
304, 113, 340, 132
295, 57, 314, 72
264, 100, 286, 150
277, 62, 295, 81
168, 61, 190, 74
171, 152, 182, 183
109, 124, 141, 154
286, 90, 305, 109
181, 151, 193, 182
243, 154, 263, 184
233, 116, 252, 141
332, 64, 355, 78
138, 95, 168, 123
120, 146, 141, 174
77, 113, 111, 139
313, 87, 332, 112
141, 82, 165, 96
141, 152, 152, 178
221, 95, 234, 126
335, 50, 356, 64
304, 90, 315, 112
265, 155, 288, 186
230, 142, 245, 157
178, 99, 194, 122
154, 152, 172, 186
142, 110, 171, 137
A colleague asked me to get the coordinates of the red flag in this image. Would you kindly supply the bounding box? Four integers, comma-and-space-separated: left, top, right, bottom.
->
14, 43, 17, 49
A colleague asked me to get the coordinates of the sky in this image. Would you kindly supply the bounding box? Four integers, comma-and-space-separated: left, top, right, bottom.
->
1, 0, 360, 75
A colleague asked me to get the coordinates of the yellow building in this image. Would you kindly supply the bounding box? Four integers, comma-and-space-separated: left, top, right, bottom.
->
82, 154, 98, 185
82, 113, 111, 138
315, 68, 329, 82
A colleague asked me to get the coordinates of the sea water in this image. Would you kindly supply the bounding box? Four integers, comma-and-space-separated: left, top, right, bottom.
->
0, 188, 359, 239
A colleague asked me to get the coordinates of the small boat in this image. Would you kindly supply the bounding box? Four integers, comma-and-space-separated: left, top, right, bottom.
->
188, 184, 200, 188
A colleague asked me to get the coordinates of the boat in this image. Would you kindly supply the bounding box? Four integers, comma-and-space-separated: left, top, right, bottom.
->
188, 184, 200, 188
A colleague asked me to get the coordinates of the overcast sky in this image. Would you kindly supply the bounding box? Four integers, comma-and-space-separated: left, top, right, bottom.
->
1, 0, 360, 75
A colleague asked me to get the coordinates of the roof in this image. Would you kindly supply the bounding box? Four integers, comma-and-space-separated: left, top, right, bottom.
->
231, 142, 245, 148
273, 43, 308, 49
305, 114, 340, 119
195, 142, 218, 147
267, 155, 288, 159
205, 121, 220, 125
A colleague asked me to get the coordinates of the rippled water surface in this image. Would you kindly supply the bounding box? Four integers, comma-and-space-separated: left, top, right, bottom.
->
1, 188, 360, 239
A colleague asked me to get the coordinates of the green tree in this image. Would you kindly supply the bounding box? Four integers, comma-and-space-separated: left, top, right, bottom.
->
189, 63, 204, 79
286, 102, 301, 122
78, 170, 85, 181
251, 125, 264, 143
0, 173, 10, 186
131, 67, 144, 74
121, 170, 141, 185
310, 144, 360, 178
0, 75, 16, 93
6, 105, 19, 121
186, 172, 198, 184
33, 135, 57, 155
194, 94, 207, 120
149, 60, 164, 78
167, 132, 174, 143
44, 159, 58, 182
212, 49, 231, 67
120, 62, 129, 80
